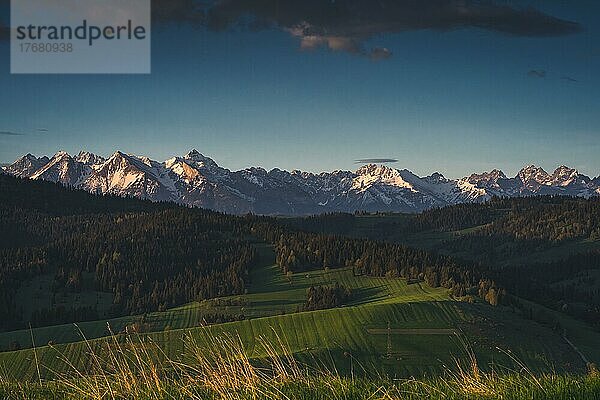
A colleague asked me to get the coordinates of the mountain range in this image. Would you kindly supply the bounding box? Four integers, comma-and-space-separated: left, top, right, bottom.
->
3, 150, 599, 215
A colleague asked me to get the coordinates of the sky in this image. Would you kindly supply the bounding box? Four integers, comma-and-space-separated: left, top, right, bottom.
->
1, 0, 599, 179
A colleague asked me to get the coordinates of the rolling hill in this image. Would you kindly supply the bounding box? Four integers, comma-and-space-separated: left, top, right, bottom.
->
0, 174, 599, 388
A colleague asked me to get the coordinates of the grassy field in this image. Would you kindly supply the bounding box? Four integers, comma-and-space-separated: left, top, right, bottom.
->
0, 244, 449, 351
1, 328, 599, 400
1, 244, 597, 383
3, 374, 600, 400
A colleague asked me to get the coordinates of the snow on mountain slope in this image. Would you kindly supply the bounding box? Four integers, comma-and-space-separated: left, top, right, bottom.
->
30, 151, 91, 186
353, 165, 415, 192
5, 150, 600, 215
518, 165, 552, 186
75, 151, 105, 166
82, 151, 179, 202
4, 154, 49, 178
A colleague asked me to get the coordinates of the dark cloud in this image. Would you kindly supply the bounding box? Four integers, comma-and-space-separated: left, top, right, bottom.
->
0, 131, 24, 136
36, 128, 49, 132
561, 75, 578, 83
370, 47, 393, 61
204, 0, 583, 55
355, 158, 398, 164
527, 69, 547, 78
2, 1, 584, 55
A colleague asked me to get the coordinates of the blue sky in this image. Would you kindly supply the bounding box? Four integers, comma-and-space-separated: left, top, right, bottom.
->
1, 0, 599, 178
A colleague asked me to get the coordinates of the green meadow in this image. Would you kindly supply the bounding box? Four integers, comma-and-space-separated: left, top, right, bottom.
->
1, 245, 597, 383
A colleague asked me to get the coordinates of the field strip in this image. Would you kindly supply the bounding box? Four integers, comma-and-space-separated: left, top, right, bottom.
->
367, 329, 457, 336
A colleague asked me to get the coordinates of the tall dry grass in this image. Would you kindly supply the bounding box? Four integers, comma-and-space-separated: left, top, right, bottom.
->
0, 326, 598, 400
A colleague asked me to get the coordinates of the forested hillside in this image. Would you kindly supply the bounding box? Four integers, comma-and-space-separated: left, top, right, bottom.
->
0, 175, 257, 330
4, 174, 597, 335
0, 175, 507, 332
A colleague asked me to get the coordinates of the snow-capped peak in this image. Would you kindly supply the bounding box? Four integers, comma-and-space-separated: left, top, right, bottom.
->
75, 151, 105, 166
551, 165, 576, 181
468, 169, 507, 184
22, 153, 38, 161
4, 153, 50, 178
184, 149, 218, 169
106, 151, 133, 166
52, 150, 71, 159
353, 164, 415, 191
518, 165, 551, 185
355, 164, 390, 176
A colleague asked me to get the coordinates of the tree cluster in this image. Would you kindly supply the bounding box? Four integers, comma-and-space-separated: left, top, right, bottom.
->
304, 283, 351, 311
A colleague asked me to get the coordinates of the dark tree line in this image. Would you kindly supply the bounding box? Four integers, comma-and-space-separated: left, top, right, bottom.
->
480, 197, 600, 242
287, 196, 600, 243
409, 202, 503, 232
412, 196, 600, 244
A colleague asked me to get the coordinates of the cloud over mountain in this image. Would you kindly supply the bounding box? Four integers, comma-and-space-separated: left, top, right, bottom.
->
355, 158, 398, 164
